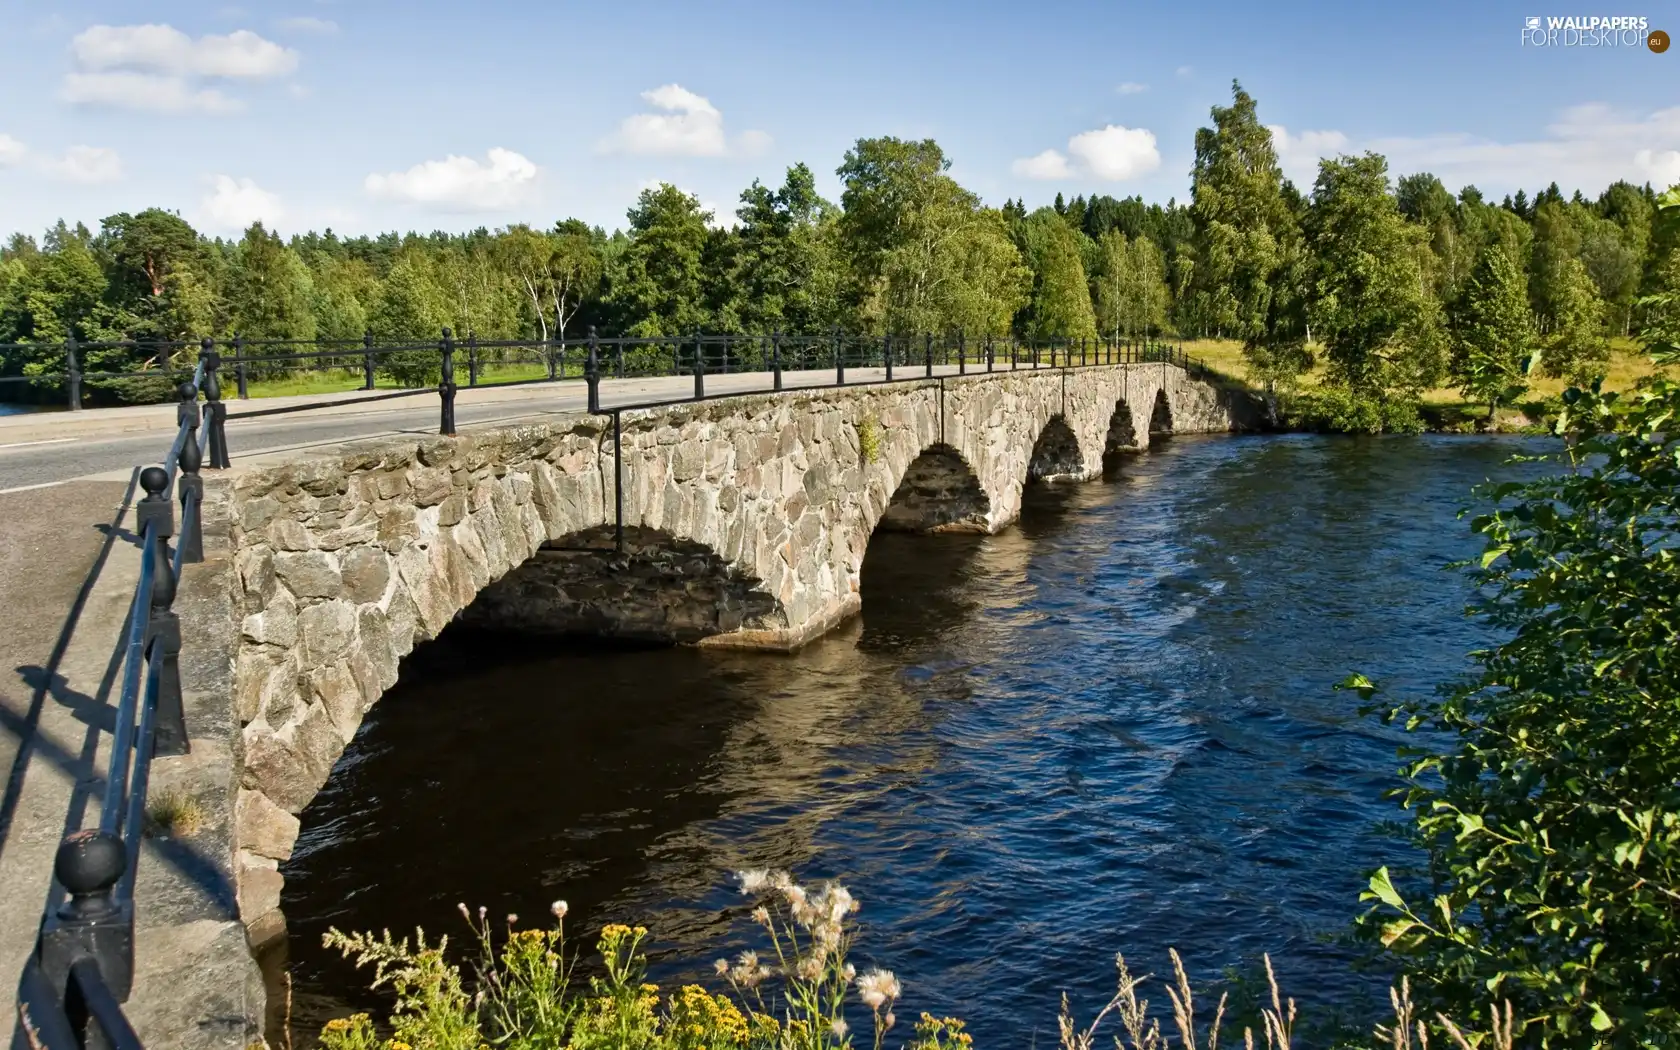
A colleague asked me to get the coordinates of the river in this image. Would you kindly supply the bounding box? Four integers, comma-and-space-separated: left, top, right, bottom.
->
277, 433, 1551, 1046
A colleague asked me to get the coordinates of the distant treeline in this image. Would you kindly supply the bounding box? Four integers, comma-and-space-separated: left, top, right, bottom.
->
3, 81, 1676, 417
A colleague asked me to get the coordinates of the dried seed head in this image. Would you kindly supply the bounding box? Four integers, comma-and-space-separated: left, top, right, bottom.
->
551, 900, 568, 919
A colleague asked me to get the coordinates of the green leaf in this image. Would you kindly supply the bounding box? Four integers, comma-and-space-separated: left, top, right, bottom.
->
1367, 867, 1407, 911
1379, 919, 1416, 947
1481, 545, 1510, 569
1590, 1004, 1613, 1032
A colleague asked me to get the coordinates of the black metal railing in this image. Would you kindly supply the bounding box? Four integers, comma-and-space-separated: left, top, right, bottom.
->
13, 355, 207, 1050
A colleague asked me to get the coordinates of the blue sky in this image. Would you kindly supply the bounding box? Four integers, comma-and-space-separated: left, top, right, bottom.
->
0, 0, 1675, 240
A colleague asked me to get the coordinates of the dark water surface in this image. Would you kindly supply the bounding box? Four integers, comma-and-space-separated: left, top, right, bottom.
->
279, 433, 1550, 1044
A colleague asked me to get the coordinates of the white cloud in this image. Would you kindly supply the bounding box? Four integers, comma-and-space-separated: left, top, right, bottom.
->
1268, 125, 1351, 186
602, 84, 770, 157
197, 174, 284, 231
277, 16, 338, 34
0, 134, 27, 168
1116, 81, 1148, 95
70, 24, 298, 78
46, 145, 123, 184
1067, 125, 1161, 180
63, 23, 297, 113
1012, 149, 1074, 179
1267, 105, 1680, 197
62, 71, 241, 113
365, 148, 539, 211
1014, 125, 1160, 182
1176, 65, 1194, 77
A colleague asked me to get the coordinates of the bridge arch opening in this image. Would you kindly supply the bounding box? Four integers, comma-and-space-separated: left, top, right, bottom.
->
458, 525, 787, 643
1102, 400, 1139, 473
877, 443, 990, 533
1027, 415, 1084, 482
1149, 388, 1174, 437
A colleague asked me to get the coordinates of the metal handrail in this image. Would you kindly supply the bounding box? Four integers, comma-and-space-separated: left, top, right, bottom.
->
15, 352, 205, 1049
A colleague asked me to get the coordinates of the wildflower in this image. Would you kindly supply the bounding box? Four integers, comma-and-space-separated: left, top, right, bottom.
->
844, 963, 856, 981
856, 969, 902, 1010
737, 869, 773, 894
456, 902, 470, 922
714, 958, 730, 976
751, 905, 771, 926
736, 950, 760, 970
884, 1012, 896, 1031
831, 1018, 850, 1039
770, 870, 794, 891
506, 913, 518, 925
551, 900, 568, 919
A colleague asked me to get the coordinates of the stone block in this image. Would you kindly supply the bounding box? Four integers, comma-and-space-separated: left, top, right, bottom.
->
235, 789, 300, 862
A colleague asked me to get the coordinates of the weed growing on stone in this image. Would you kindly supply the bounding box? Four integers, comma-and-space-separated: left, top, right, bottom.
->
856, 418, 881, 465
316, 873, 1516, 1050
143, 788, 204, 838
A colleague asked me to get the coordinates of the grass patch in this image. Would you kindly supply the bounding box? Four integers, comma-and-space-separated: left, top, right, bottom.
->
240, 361, 563, 400
145, 788, 204, 838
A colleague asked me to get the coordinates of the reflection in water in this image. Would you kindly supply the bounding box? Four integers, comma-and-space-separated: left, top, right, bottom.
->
281, 434, 1550, 1046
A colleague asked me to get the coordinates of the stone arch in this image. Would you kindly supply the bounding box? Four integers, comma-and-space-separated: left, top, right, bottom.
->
1149, 387, 1174, 436
877, 442, 991, 533
1103, 399, 1140, 472
1027, 414, 1085, 482
457, 525, 786, 643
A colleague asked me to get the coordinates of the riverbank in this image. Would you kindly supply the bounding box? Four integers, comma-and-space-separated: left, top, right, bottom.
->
1183, 335, 1670, 434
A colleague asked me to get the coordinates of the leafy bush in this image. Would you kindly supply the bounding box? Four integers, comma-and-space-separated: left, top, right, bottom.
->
1280, 388, 1424, 434
1351, 362, 1680, 1046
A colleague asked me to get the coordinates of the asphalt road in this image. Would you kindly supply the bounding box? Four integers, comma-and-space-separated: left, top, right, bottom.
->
0, 363, 1011, 491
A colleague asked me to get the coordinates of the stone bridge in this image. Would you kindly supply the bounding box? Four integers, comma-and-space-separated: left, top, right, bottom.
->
169, 361, 1255, 1029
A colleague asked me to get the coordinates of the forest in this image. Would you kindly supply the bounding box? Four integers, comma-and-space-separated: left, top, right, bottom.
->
2, 82, 1675, 422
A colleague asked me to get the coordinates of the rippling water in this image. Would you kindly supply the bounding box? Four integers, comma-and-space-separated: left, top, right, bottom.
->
279, 433, 1551, 1045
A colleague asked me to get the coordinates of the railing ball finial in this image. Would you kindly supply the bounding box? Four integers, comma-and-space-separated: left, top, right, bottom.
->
176, 380, 197, 402
139, 466, 169, 500
52, 829, 125, 914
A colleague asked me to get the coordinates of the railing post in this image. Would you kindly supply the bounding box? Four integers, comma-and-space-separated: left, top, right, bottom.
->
1081, 337, 1088, 367
137, 467, 188, 757
548, 337, 560, 381
361, 329, 376, 390
985, 333, 994, 373
692, 330, 705, 400
467, 330, 479, 387
176, 382, 203, 564
438, 328, 457, 435
924, 333, 934, 378
200, 340, 229, 469
834, 326, 844, 386
65, 335, 82, 411
233, 333, 249, 399
771, 330, 783, 392
1010, 336, 1018, 370
38, 831, 134, 1018
586, 328, 601, 413
884, 335, 893, 382
958, 329, 966, 375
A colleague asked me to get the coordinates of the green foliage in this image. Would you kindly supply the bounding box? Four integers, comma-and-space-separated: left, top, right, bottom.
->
1188, 81, 1298, 343
320, 873, 908, 1050
368, 254, 449, 386
856, 416, 881, 464
1023, 212, 1098, 342
1307, 153, 1446, 397
226, 222, 316, 341
611, 184, 712, 337
1541, 256, 1609, 385
1354, 333, 1680, 1044
1278, 386, 1423, 433
1093, 231, 1170, 343
1450, 245, 1536, 426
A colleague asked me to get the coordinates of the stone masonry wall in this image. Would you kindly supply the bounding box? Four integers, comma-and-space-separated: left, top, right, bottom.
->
202, 363, 1254, 951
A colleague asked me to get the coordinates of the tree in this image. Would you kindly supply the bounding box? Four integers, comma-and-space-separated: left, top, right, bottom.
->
225, 222, 316, 341
1188, 81, 1297, 344
368, 252, 448, 384
730, 164, 841, 333
1356, 270, 1680, 1043
1024, 215, 1097, 342
98, 208, 211, 342
836, 136, 950, 322
1307, 153, 1445, 397
1450, 245, 1535, 428
610, 184, 711, 336
309, 257, 376, 343
877, 180, 1028, 337
1540, 256, 1609, 384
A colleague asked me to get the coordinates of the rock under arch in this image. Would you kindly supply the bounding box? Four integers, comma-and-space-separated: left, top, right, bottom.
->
877, 443, 991, 533
1149, 388, 1174, 436
1028, 415, 1085, 481
458, 525, 786, 643
1103, 400, 1140, 472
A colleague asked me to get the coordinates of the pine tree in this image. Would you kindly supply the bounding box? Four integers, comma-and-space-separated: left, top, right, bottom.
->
1542, 255, 1609, 383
